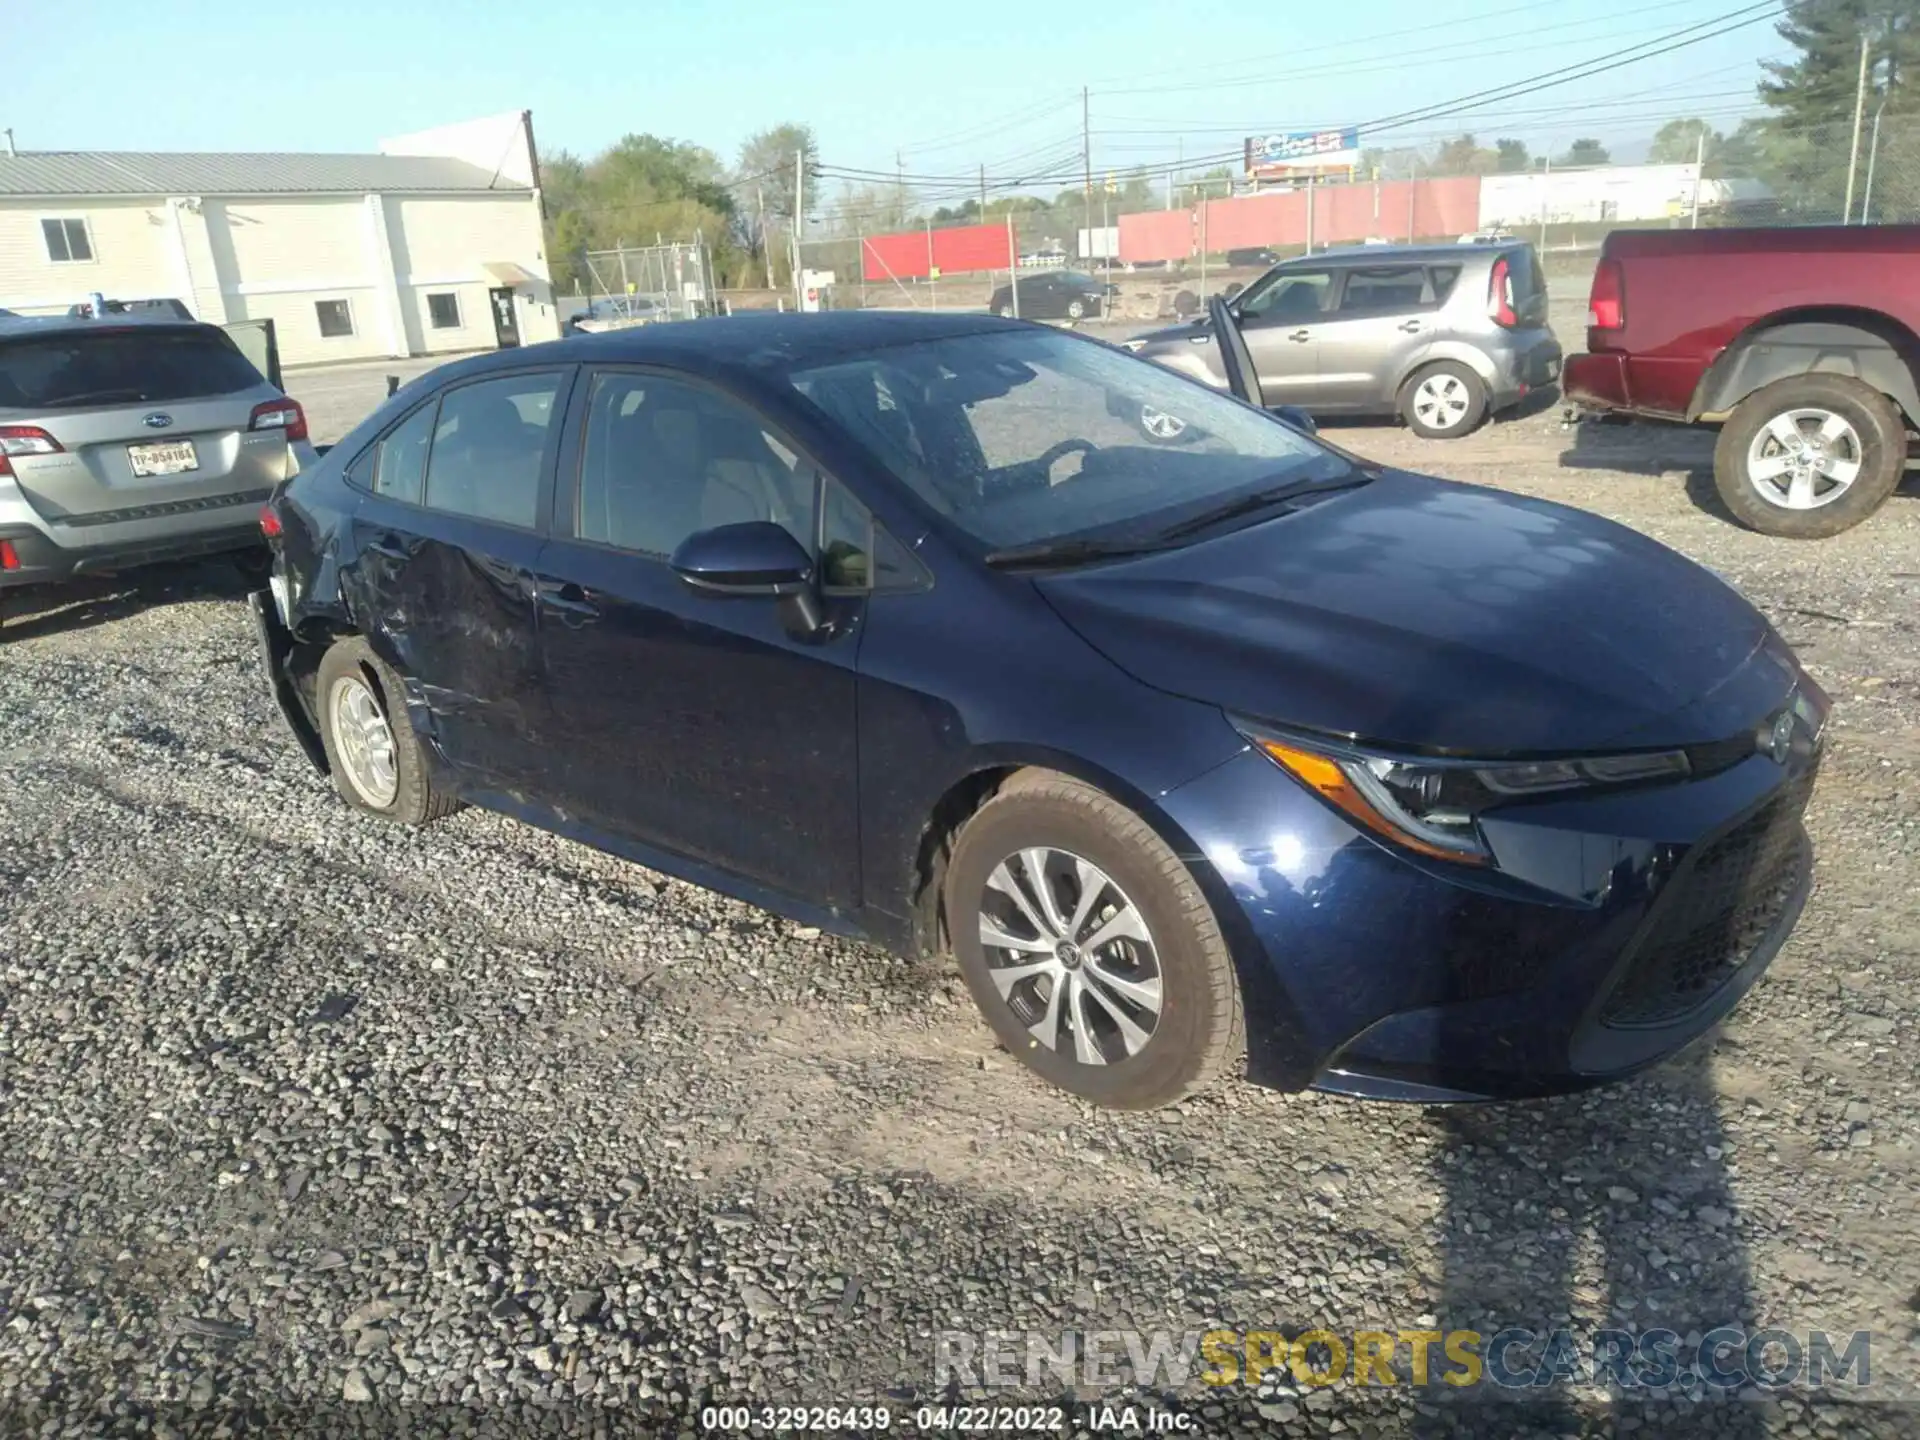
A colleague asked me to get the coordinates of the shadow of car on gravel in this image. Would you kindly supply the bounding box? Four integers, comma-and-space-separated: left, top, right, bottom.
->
1414, 1053, 1765, 1437
0, 554, 265, 644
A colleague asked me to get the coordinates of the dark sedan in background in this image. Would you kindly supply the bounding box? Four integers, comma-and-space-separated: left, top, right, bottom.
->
988, 269, 1119, 321
251, 311, 1823, 1109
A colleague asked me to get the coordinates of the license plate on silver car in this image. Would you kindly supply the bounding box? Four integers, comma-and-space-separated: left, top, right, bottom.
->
128, 439, 198, 477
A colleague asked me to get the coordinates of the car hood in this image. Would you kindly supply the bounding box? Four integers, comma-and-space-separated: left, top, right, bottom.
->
1036, 471, 1796, 754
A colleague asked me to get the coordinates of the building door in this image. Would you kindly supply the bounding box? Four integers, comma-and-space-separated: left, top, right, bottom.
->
488, 287, 522, 349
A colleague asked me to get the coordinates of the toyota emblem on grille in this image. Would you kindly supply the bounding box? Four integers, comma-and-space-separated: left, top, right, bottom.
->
142, 412, 174, 430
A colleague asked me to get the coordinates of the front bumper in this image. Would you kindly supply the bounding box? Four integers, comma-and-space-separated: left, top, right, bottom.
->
1161, 703, 1824, 1101
0, 520, 263, 590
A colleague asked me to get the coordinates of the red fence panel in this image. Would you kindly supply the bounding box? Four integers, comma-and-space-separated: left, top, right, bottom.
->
1120, 178, 1488, 262
932, 223, 1014, 275
861, 223, 1013, 281
862, 231, 933, 282
1118, 209, 1193, 265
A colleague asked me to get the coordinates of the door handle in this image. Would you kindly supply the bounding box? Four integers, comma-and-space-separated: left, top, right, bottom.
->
365, 534, 409, 561
1288, 329, 1311, 343
534, 579, 598, 619
1399, 320, 1424, 333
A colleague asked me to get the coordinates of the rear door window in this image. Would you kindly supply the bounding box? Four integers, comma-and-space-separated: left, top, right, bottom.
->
0, 328, 264, 409
421, 372, 565, 529
370, 403, 436, 504
1336, 266, 1437, 314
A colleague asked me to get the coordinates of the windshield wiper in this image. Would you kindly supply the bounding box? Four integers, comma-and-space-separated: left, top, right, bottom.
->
1149, 470, 1376, 544
49, 388, 149, 407
983, 535, 1173, 571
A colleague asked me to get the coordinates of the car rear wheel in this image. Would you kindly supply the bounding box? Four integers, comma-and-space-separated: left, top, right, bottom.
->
315, 637, 460, 826
1401, 361, 1488, 439
945, 770, 1244, 1109
1713, 375, 1905, 538
996, 302, 1015, 318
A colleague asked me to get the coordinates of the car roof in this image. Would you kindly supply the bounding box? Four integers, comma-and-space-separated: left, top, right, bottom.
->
0, 312, 217, 341
1279, 243, 1510, 267
424, 310, 1034, 386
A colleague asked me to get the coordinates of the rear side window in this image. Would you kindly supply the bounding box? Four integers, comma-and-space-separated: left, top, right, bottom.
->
1337, 266, 1435, 313
370, 403, 435, 504
0, 329, 264, 409
421, 372, 563, 529
1499, 246, 1543, 303
1428, 265, 1462, 303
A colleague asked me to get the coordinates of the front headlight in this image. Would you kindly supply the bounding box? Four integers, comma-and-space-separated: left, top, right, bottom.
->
1237, 722, 1691, 865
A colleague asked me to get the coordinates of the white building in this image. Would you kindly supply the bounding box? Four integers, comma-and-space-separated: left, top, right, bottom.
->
0, 111, 560, 366
1478, 163, 1706, 228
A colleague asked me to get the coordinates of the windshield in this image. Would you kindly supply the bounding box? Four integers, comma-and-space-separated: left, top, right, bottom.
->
787, 327, 1342, 552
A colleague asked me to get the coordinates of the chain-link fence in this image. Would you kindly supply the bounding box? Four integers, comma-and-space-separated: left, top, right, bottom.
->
573, 240, 720, 324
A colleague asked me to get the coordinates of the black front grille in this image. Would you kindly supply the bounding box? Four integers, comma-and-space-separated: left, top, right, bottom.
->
1600, 767, 1816, 1029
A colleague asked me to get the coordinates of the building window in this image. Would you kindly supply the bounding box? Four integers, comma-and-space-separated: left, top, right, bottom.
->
315, 299, 355, 338
426, 292, 462, 330
42, 218, 94, 264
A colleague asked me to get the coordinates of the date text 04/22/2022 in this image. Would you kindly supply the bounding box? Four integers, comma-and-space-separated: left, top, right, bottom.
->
698, 1403, 1195, 1432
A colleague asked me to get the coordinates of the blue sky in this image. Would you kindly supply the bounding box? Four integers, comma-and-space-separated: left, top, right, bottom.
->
11, 0, 1783, 187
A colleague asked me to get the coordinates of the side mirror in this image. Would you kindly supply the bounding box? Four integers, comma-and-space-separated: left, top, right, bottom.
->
670, 521, 813, 595
1274, 405, 1318, 436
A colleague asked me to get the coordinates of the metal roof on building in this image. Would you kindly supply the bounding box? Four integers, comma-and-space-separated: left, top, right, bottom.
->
0, 150, 529, 198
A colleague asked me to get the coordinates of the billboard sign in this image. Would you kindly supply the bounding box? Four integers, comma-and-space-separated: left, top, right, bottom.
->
1245, 128, 1361, 178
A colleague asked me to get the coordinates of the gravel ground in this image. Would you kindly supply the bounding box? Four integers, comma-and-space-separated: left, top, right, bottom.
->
2, 341, 1918, 1438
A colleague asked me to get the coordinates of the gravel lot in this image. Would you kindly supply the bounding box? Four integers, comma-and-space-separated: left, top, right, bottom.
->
2, 326, 1918, 1437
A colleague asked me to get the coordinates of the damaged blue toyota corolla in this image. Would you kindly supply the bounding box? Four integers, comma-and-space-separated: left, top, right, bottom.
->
250, 310, 1825, 1110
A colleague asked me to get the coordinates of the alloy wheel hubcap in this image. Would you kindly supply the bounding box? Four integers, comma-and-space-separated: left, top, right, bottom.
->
330, 674, 399, 808
977, 847, 1163, 1066
1746, 408, 1861, 510
1413, 374, 1470, 429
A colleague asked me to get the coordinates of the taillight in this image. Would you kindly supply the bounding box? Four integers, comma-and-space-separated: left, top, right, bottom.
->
249, 398, 308, 443
0, 424, 64, 480
1589, 259, 1625, 331
0, 539, 18, 571
259, 503, 284, 540
1487, 256, 1518, 328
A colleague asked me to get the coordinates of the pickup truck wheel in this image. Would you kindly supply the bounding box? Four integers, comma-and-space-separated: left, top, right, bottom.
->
1401, 361, 1488, 439
315, 637, 461, 826
1714, 375, 1905, 538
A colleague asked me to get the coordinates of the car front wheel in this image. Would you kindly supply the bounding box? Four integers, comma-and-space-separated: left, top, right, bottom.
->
1713, 374, 1905, 538
315, 637, 460, 825
945, 770, 1244, 1109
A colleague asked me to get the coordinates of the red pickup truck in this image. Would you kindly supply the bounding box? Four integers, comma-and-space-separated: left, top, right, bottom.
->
1563, 225, 1920, 538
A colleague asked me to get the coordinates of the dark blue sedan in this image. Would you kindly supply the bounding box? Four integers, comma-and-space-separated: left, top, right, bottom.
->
250, 311, 1825, 1109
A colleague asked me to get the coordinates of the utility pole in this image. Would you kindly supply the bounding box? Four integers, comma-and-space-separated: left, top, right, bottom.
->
1689, 129, 1705, 229
1539, 156, 1551, 253
756, 187, 773, 289
980, 163, 987, 215
1082, 86, 1092, 203
1844, 30, 1872, 223
793, 148, 806, 309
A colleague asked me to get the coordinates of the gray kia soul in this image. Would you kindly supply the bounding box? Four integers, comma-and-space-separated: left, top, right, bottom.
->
0, 314, 316, 626
1123, 242, 1561, 440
